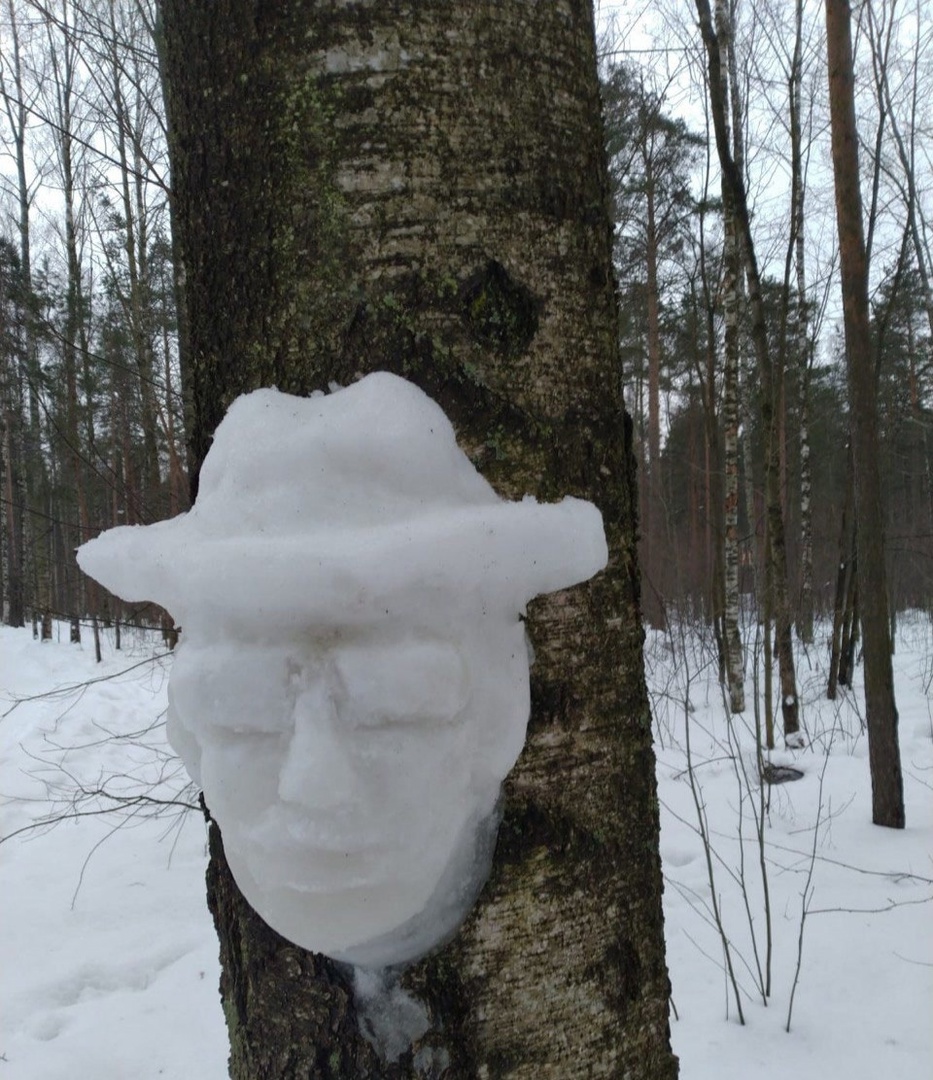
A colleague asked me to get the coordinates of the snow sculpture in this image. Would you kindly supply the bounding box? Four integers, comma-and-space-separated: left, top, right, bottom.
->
77, 373, 607, 968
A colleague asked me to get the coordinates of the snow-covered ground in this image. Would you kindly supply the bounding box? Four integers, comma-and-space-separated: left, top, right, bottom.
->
648, 614, 933, 1079
1, 615, 931, 1078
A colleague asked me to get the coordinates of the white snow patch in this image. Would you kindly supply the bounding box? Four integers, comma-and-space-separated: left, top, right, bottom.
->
352, 967, 430, 1062
77, 373, 607, 967
3, 616, 932, 1077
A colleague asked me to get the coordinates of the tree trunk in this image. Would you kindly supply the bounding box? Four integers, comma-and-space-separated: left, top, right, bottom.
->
644, 178, 666, 629
47, 1, 88, 636
828, 448, 855, 700
796, 372, 814, 642
106, 4, 162, 522
697, 242, 727, 685
714, 0, 745, 714
790, 0, 815, 644
2, 0, 46, 629
839, 558, 859, 689
2, 399, 25, 627
825, 0, 905, 828
870, 5, 933, 343
159, 3, 677, 1077
697, 0, 799, 740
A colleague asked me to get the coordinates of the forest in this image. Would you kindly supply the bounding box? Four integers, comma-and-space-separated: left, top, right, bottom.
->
1, 0, 930, 683
1, 1, 931, 1077
602, 0, 932, 652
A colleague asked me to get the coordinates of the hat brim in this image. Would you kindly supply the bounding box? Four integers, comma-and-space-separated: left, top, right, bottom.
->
78, 497, 607, 631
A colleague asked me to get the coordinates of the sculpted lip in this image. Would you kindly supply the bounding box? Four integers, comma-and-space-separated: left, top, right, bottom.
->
240, 805, 395, 854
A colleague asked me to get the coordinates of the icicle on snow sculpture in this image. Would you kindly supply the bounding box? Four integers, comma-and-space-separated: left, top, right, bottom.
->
78, 372, 608, 968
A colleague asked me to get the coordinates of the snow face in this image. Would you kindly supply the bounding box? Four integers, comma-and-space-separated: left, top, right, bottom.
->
77, 373, 607, 967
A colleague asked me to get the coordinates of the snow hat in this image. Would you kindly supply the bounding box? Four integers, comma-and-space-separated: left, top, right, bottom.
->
77, 373, 608, 630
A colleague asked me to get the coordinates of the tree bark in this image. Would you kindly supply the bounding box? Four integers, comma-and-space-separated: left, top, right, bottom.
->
697, 0, 799, 740
828, 447, 855, 700
2, 395, 25, 627
48, 2, 88, 637
825, 0, 905, 828
105, 4, 162, 521
790, 0, 814, 645
160, 2, 677, 1076
714, 0, 745, 714
644, 177, 666, 629
0, 0, 32, 629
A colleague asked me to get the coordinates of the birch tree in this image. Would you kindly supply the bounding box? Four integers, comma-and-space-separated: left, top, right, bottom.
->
696, 0, 800, 743
712, 0, 746, 713
158, 1, 678, 1075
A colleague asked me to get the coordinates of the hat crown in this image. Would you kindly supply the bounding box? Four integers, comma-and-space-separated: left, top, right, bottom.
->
77, 373, 608, 629
197, 374, 496, 537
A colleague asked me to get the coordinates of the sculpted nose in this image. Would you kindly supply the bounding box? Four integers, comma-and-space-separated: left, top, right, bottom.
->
278, 683, 356, 809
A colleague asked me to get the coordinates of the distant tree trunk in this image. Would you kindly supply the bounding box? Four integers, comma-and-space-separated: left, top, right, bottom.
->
160, 2, 678, 1077
763, 536, 775, 750
0, 246, 26, 628
825, 0, 905, 828
697, 0, 799, 741
696, 230, 727, 681
715, 1, 745, 714
1, 0, 43, 628
105, 1, 162, 520
722, 345, 745, 713
909, 325, 933, 580
790, 0, 815, 644
740, 360, 758, 590
828, 448, 855, 700
2, 397, 25, 627
644, 176, 666, 629
869, 4, 933, 343
46, 1, 89, 636
838, 557, 859, 688
796, 369, 814, 640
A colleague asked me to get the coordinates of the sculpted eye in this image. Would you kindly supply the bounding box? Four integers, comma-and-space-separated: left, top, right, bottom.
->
173, 643, 292, 735
333, 639, 469, 726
